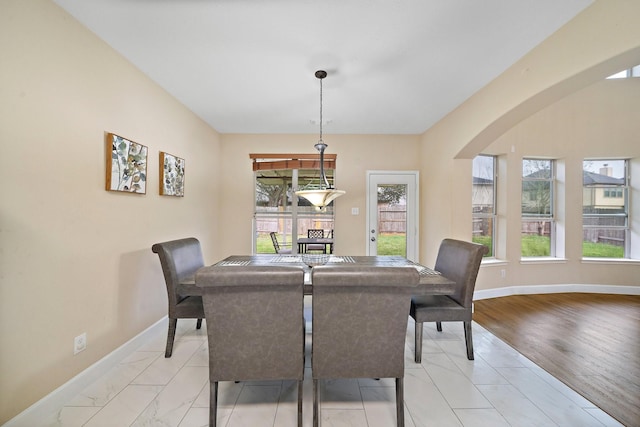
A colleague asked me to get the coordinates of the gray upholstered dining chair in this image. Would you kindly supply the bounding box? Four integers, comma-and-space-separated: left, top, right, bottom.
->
151, 237, 205, 358
196, 265, 306, 427
270, 231, 292, 254
410, 238, 488, 362
311, 265, 420, 427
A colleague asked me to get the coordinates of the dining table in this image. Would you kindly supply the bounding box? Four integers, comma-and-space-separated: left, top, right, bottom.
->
180, 254, 456, 296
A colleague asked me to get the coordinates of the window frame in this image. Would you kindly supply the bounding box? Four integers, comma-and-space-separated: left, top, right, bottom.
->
251, 153, 338, 254
582, 159, 630, 259
472, 154, 497, 258
607, 65, 640, 79
521, 158, 556, 258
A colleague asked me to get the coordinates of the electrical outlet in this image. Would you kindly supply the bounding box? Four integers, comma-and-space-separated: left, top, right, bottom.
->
500, 269, 506, 279
74, 333, 87, 355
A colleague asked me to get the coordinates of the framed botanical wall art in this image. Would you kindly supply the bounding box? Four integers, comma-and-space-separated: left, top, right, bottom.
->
159, 151, 185, 197
105, 133, 147, 193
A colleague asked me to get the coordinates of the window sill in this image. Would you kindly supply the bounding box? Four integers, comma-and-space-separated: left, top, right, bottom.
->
480, 258, 508, 267
520, 257, 568, 265
582, 257, 640, 265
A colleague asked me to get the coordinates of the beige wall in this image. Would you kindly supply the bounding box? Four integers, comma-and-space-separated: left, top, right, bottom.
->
219, 75, 640, 292
0, 0, 221, 422
475, 79, 640, 291
420, 0, 640, 262
2, 0, 640, 423
419, 0, 640, 271
453, 0, 640, 160
218, 134, 421, 256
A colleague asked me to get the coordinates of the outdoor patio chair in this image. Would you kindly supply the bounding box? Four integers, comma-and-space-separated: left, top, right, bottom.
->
270, 231, 292, 254
306, 228, 326, 253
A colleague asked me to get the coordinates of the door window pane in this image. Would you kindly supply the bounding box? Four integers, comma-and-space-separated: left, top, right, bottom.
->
376, 184, 407, 256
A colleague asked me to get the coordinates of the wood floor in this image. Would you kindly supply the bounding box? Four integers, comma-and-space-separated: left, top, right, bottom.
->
474, 293, 640, 427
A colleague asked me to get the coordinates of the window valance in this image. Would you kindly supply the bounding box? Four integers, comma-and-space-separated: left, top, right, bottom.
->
250, 153, 336, 172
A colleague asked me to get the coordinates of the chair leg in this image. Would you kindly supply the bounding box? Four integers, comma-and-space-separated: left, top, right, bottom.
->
414, 322, 423, 363
196, 318, 202, 329
464, 321, 474, 360
436, 321, 443, 332
313, 379, 319, 427
210, 381, 218, 427
165, 318, 177, 358
395, 377, 404, 427
297, 380, 303, 427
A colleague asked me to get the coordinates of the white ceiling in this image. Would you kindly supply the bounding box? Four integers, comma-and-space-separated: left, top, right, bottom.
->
53, 0, 593, 135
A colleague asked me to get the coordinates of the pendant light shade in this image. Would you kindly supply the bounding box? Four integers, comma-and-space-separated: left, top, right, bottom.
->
295, 70, 345, 208
295, 188, 345, 207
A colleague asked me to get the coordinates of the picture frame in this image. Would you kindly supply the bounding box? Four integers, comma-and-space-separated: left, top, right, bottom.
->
159, 151, 185, 197
105, 133, 147, 194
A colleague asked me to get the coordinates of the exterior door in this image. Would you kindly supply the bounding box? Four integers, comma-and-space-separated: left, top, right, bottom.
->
366, 171, 419, 261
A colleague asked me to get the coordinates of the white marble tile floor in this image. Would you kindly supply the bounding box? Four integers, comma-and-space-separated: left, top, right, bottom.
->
35, 314, 623, 427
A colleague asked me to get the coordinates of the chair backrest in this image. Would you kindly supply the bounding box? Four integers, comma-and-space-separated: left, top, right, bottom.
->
270, 231, 283, 252
311, 266, 419, 380
433, 239, 488, 308
307, 229, 324, 239
151, 237, 205, 313
196, 265, 305, 382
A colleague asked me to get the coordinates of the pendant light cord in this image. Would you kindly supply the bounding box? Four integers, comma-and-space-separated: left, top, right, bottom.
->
294, 69, 345, 207
315, 71, 331, 189
319, 77, 323, 142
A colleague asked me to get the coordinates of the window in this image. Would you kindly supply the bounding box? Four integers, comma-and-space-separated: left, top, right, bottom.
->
472, 155, 496, 257
607, 65, 640, 79
582, 160, 628, 258
603, 188, 623, 198
252, 154, 337, 254
521, 159, 555, 257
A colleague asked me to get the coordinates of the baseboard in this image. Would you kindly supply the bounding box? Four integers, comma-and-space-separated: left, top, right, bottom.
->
3, 317, 167, 427
474, 284, 640, 300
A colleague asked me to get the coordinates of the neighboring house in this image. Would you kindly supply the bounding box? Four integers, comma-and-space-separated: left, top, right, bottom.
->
472, 176, 494, 211
472, 176, 494, 237
521, 169, 552, 216
583, 167, 625, 210
582, 167, 626, 246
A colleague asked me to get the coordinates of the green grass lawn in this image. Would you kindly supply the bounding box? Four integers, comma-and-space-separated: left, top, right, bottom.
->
256, 234, 280, 253
582, 241, 624, 258
257, 233, 623, 258
521, 234, 550, 256
472, 235, 492, 257
521, 235, 623, 257
376, 234, 406, 256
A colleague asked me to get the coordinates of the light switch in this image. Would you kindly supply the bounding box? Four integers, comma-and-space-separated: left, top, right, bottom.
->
351, 207, 359, 215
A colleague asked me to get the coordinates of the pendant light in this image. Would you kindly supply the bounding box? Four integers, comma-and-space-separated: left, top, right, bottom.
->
295, 70, 346, 208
